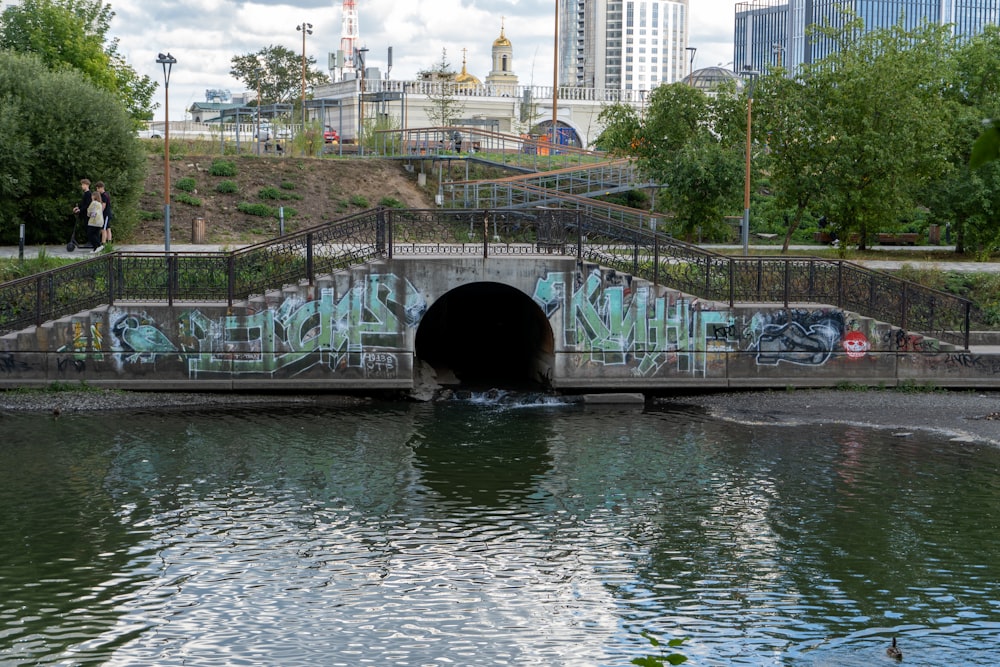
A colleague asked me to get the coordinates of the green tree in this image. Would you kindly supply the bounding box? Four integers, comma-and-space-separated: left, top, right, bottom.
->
0, 51, 145, 243
420, 49, 465, 127
230, 44, 329, 108
789, 16, 959, 251
633, 82, 745, 239
0, 0, 156, 122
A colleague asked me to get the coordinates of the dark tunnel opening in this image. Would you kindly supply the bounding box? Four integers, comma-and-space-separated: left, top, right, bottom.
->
414, 282, 554, 389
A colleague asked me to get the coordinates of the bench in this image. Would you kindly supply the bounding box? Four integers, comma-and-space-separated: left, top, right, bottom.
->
878, 233, 919, 246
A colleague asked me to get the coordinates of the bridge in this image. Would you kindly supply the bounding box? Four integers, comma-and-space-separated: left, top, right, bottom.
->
2, 207, 997, 394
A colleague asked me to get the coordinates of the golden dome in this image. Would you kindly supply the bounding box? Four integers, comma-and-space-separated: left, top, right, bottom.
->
494, 26, 511, 48
454, 50, 481, 85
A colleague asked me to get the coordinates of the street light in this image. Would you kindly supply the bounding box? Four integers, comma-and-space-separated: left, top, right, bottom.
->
256, 67, 264, 156
156, 52, 176, 253
297, 22, 313, 151
742, 66, 760, 256
685, 46, 697, 78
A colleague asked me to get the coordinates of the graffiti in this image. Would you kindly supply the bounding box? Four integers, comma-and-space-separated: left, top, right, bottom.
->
56, 356, 86, 373
842, 330, 870, 359
364, 352, 398, 379
533, 268, 730, 377
0, 352, 30, 374
747, 310, 844, 366
712, 323, 738, 341
113, 315, 178, 363
178, 273, 425, 378
881, 328, 933, 352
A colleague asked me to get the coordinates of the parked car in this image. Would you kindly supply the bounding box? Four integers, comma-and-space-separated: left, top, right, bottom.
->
136, 128, 162, 139
324, 127, 339, 143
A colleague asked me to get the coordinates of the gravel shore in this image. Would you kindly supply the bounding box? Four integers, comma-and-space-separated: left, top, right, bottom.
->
3, 388, 999, 446
662, 389, 1000, 446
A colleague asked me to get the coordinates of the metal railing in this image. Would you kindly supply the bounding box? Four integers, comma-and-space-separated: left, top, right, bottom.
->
0, 208, 973, 348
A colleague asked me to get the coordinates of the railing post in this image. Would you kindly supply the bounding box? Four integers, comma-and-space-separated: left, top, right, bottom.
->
227, 254, 235, 307
653, 235, 660, 286
166, 254, 174, 307
900, 282, 908, 331
837, 261, 844, 309
306, 232, 314, 286
965, 302, 971, 350
387, 209, 394, 259
576, 211, 583, 260
34, 274, 43, 327
376, 207, 386, 256
483, 209, 489, 259
632, 235, 639, 276
784, 259, 790, 308
107, 254, 114, 307
728, 259, 734, 307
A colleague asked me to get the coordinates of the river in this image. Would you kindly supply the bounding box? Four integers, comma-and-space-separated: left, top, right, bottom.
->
1, 395, 998, 665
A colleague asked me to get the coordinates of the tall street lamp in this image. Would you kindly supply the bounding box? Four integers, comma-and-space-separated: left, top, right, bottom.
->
686, 46, 697, 78
742, 66, 759, 256
297, 22, 313, 150
156, 52, 176, 253
256, 67, 264, 156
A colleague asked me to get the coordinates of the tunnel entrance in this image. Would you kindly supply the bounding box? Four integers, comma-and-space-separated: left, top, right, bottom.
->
414, 282, 555, 389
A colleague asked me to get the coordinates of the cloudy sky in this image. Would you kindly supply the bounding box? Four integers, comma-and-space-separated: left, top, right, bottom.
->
4, 0, 738, 119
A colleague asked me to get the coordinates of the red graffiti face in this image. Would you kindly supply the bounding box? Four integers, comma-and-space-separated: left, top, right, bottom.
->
842, 330, 870, 359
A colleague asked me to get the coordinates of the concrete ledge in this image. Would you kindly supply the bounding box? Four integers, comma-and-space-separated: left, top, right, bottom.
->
582, 392, 646, 404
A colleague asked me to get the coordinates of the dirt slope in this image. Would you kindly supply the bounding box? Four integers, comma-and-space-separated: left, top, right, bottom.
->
134, 153, 436, 245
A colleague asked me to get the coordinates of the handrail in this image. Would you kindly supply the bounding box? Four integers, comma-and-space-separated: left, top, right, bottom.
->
0, 207, 974, 349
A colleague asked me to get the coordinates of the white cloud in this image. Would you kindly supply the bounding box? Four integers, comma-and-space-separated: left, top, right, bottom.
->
9, 0, 738, 118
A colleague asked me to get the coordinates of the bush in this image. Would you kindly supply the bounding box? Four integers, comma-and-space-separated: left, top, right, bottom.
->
237, 202, 276, 217
350, 194, 370, 208
258, 187, 281, 200
209, 159, 237, 177
215, 180, 239, 194
378, 196, 405, 208
175, 192, 202, 206
176, 176, 197, 192
280, 181, 297, 190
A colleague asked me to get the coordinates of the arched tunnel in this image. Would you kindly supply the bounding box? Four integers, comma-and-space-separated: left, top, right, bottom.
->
414, 282, 555, 389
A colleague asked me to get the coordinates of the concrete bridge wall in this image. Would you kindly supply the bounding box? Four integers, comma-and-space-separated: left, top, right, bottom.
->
2, 257, 998, 392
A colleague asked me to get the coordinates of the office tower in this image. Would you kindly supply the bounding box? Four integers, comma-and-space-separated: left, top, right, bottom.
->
736, 0, 1000, 73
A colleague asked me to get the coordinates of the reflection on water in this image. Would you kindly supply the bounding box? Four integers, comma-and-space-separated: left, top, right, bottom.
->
1, 398, 999, 665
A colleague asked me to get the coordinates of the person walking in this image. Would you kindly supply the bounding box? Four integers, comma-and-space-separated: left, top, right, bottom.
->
95, 181, 112, 245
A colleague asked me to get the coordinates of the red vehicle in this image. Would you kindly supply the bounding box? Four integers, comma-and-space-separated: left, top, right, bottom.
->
324, 127, 339, 143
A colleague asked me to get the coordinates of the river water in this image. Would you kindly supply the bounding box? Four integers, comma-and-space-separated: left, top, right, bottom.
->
1, 396, 999, 666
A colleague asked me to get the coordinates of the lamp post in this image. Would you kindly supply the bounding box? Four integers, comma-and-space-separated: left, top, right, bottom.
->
297, 22, 313, 151
551, 0, 559, 147
685, 46, 697, 78
156, 52, 176, 253
742, 66, 760, 256
256, 67, 263, 156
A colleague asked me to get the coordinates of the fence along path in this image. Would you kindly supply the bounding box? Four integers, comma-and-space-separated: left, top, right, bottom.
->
0, 208, 973, 349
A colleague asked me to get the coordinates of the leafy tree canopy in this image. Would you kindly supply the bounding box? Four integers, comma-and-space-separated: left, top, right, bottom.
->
0, 0, 156, 122
230, 44, 329, 108
0, 51, 146, 243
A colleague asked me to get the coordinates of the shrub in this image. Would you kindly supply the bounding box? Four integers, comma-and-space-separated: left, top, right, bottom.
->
280, 181, 297, 190
216, 180, 239, 194
237, 202, 276, 217
176, 177, 197, 192
258, 187, 282, 200
350, 194, 370, 208
175, 192, 202, 206
378, 196, 405, 208
209, 159, 238, 177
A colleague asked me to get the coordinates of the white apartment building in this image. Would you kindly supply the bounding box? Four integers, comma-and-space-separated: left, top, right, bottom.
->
559, 0, 691, 91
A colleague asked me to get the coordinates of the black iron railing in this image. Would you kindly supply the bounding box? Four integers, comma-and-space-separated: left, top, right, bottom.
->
0, 208, 973, 348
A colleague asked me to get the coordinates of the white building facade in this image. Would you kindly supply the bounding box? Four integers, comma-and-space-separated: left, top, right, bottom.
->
559, 0, 691, 91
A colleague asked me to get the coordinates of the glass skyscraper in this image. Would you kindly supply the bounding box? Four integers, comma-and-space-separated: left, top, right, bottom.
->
735, 0, 1000, 73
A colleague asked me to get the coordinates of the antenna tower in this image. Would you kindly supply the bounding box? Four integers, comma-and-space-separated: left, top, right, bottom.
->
340, 0, 360, 75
